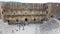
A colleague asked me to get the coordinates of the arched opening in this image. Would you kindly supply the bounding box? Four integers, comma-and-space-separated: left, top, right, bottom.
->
25, 18, 28, 22
7, 20, 9, 23
34, 18, 36, 21
16, 19, 18, 22
2, 12, 3, 14
51, 15, 54, 18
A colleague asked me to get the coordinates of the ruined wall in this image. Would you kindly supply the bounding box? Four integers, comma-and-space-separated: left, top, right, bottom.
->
2, 3, 49, 24
0, 2, 56, 24
51, 3, 60, 18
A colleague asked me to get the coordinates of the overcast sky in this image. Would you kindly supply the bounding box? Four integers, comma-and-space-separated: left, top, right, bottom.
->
0, 0, 60, 3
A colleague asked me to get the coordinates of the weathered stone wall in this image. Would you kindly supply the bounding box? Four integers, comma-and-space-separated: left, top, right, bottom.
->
2, 3, 49, 24
0, 2, 55, 24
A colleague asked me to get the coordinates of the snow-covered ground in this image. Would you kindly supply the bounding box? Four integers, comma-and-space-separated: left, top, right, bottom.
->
0, 18, 60, 34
